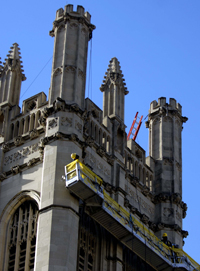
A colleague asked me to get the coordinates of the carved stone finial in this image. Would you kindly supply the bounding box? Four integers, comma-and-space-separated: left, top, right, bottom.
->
27, 158, 36, 168
29, 129, 39, 140
11, 165, 20, 174
2, 143, 10, 152
53, 98, 65, 112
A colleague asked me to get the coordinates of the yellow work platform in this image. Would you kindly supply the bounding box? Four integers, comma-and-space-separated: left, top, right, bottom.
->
65, 159, 200, 271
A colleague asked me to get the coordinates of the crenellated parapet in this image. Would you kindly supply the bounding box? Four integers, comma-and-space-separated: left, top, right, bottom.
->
49, 5, 94, 37
147, 97, 188, 124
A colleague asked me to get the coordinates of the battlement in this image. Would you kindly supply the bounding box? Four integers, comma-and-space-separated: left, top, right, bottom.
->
150, 97, 182, 114
55, 5, 92, 23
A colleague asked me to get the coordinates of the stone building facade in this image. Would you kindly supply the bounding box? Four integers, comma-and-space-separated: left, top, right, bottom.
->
0, 4, 197, 271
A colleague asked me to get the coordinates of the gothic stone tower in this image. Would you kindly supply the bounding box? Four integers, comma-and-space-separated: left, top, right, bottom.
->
146, 97, 188, 247
0, 4, 195, 271
49, 5, 95, 108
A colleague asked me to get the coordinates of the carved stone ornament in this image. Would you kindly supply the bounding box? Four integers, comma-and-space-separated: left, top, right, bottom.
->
110, 72, 120, 83
55, 132, 64, 139
39, 137, 49, 148
41, 107, 51, 118
130, 207, 137, 214
96, 147, 105, 157
61, 117, 72, 128
85, 136, 94, 146
149, 222, 156, 231
14, 136, 24, 146
2, 143, 10, 152
70, 133, 77, 142
27, 158, 36, 168
182, 211, 187, 219
38, 116, 46, 127
172, 224, 179, 231
141, 214, 149, 225
154, 193, 170, 203
29, 129, 39, 140
53, 98, 65, 112
53, 67, 62, 76
171, 193, 182, 204
48, 118, 58, 130
181, 230, 188, 238
130, 178, 139, 187
181, 202, 187, 211
124, 198, 129, 208
71, 103, 80, 112
176, 161, 182, 171
106, 156, 114, 166
11, 165, 20, 174
65, 65, 76, 73
145, 121, 149, 128
75, 120, 82, 133
142, 186, 150, 196
78, 69, 85, 79
163, 207, 174, 218
70, 22, 78, 28
157, 223, 164, 230
105, 183, 113, 193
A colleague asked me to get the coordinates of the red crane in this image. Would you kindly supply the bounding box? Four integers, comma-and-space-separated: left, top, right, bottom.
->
127, 112, 143, 141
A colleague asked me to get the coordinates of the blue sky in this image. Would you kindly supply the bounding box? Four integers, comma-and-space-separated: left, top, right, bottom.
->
1, 0, 200, 263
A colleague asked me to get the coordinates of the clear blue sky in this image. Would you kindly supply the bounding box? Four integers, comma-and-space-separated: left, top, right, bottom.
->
1, 0, 200, 263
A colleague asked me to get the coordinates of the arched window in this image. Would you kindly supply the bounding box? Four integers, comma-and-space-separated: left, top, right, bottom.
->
146, 172, 149, 187
24, 116, 30, 134
30, 114, 35, 131
6, 200, 38, 271
77, 211, 97, 271
102, 132, 106, 149
9, 123, 14, 140
150, 175, 153, 192
106, 136, 110, 153
13, 121, 19, 138
19, 119, 24, 136
35, 111, 41, 128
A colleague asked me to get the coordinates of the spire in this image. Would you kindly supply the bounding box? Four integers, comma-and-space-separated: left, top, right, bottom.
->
3, 43, 26, 80
100, 57, 128, 121
0, 43, 26, 106
100, 57, 128, 94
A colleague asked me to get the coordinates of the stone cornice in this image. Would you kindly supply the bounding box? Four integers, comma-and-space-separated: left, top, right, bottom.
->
0, 157, 41, 181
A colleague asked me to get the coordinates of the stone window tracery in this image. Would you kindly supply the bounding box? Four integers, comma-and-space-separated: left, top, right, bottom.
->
77, 211, 97, 271
6, 200, 38, 271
